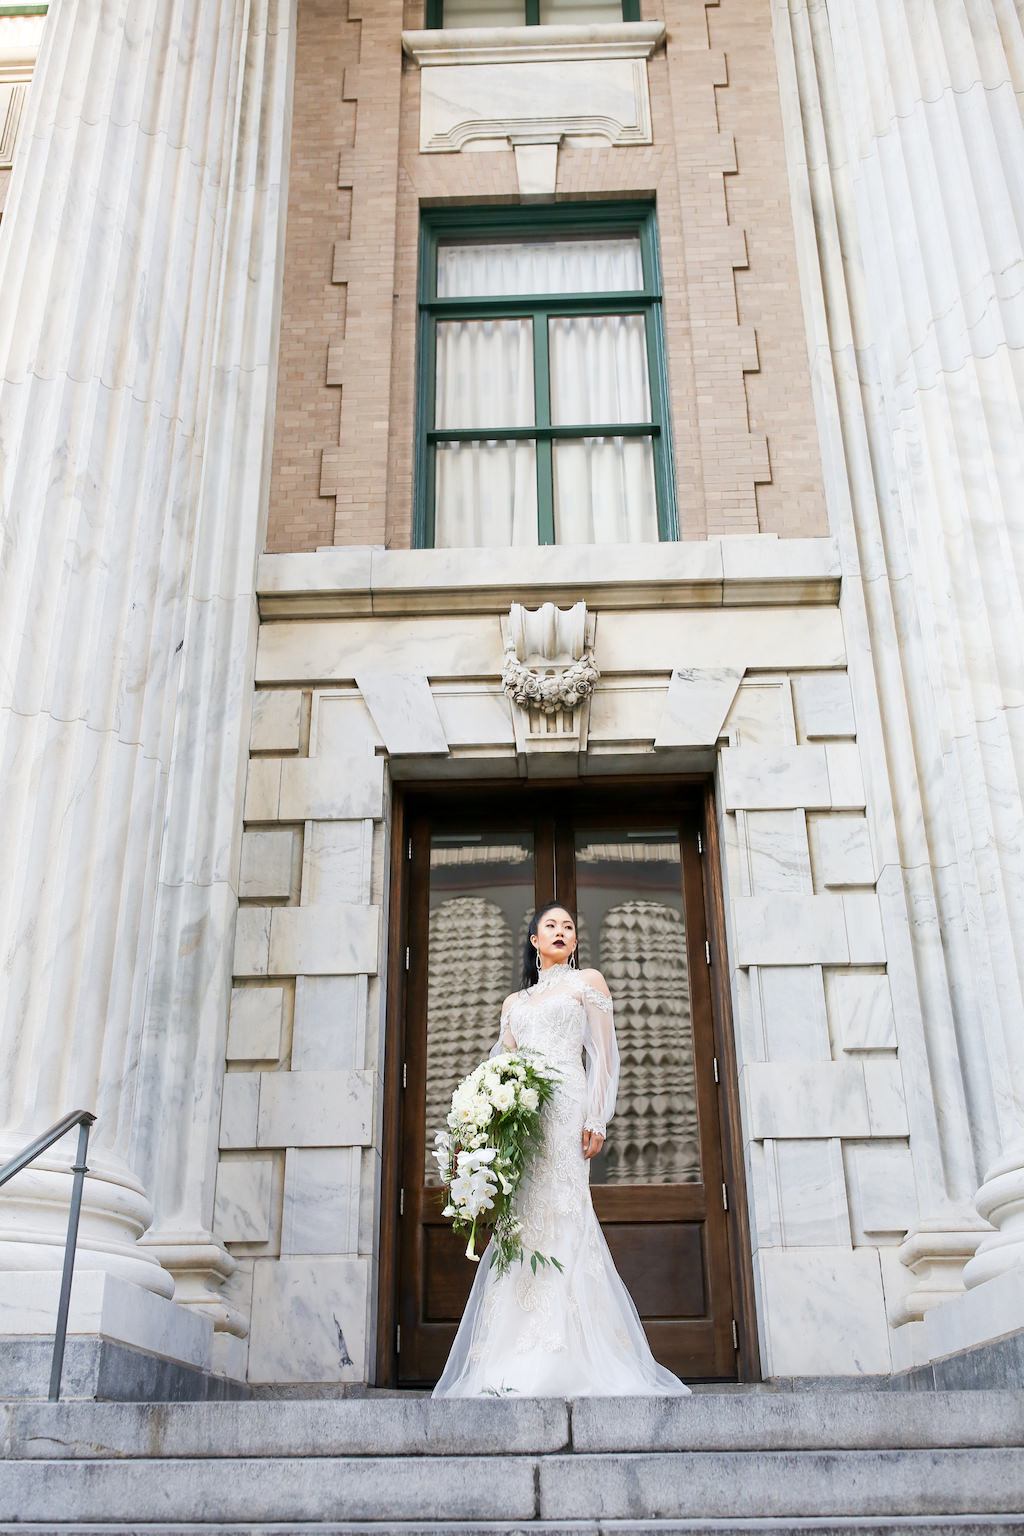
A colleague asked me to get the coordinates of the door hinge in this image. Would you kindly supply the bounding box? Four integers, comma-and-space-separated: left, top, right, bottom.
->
399, 1188, 405, 1217
731, 1318, 739, 1351
713, 1056, 720, 1084
402, 1062, 408, 1090
396, 1325, 401, 1354
721, 1182, 729, 1212
705, 940, 711, 965
697, 831, 703, 854
405, 946, 410, 971
407, 837, 413, 859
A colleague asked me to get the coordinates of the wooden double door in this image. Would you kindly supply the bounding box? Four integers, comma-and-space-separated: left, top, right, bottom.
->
384, 782, 754, 1387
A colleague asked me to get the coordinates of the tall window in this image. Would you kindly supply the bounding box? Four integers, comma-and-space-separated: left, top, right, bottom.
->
425, 1, 641, 26
416, 205, 675, 548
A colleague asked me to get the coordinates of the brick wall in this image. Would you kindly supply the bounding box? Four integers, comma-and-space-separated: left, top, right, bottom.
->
267, 0, 827, 552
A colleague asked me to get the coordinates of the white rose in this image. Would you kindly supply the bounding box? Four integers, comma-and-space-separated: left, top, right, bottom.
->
519, 1086, 539, 1113
489, 1081, 516, 1112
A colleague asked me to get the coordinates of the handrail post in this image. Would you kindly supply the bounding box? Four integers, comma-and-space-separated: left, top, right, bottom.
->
48, 1118, 92, 1402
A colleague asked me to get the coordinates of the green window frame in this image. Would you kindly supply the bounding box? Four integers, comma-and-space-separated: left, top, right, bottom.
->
415, 202, 676, 547
425, 1, 641, 25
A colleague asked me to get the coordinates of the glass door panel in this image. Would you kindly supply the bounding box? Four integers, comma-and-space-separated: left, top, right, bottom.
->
424, 831, 535, 1182
573, 829, 700, 1186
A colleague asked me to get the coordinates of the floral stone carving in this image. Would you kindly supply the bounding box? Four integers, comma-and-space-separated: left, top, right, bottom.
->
501, 601, 598, 764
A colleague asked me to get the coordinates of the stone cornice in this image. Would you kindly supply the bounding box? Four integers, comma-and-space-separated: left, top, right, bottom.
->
401, 21, 665, 67
256, 538, 841, 620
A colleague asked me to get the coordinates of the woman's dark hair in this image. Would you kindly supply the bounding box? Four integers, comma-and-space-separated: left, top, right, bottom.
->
519, 902, 578, 991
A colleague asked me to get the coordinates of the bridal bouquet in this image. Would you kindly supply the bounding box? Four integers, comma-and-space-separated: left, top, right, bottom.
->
433, 1050, 562, 1277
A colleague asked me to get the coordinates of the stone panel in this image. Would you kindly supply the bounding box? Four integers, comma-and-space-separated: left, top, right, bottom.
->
757, 1138, 851, 1249
214, 1158, 275, 1244
744, 1059, 906, 1139
218, 1074, 260, 1151
281, 1147, 361, 1257
278, 757, 384, 821
733, 894, 848, 965
302, 821, 372, 906
258, 904, 379, 978
227, 987, 286, 1062
845, 1140, 917, 1241
244, 759, 282, 822
355, 669, 448, 756
756, 1248, 891, 1376
824, 743, 867, 809
256, 1069, 374, 1149
826, 970, 897, 1052
248, 1257, 369, 1383
743, 810, 813, 894
808, 813, 876, 888
720, 747, 830, 810
654, 667, 743, 748
755, 965, 831, 1062
792, 672, 856, 740
250, 690, 303, 753
239, 829, 296, 901
292, 975, 368, 1073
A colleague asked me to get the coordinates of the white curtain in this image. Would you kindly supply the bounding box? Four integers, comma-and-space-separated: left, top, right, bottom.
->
435, 442, 538, 547
443, 0, 623, 25
437, 237, 643, 298
443, 0, 524, 25
540, 0, 623, 22
434, 317, 537, 546
549, 312, 657, 543
433, 237, 658, 547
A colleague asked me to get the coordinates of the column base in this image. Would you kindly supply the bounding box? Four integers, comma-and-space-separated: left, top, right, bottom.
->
0, 1270, 219, 1398
888, 1216, 988, 1326
916, 1266, 1024, 1363
963, 1144, 1024, 1289
0, 1336, 251, 1401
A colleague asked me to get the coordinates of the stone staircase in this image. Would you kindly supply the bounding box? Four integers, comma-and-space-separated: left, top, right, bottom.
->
2, 1391, 1024, 1532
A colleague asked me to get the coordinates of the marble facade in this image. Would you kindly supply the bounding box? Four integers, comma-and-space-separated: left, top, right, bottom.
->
0, 0, 1022, 1395
220, 536, 915, 1383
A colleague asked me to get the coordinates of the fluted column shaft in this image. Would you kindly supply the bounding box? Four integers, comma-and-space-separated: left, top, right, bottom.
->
0, 0, 270, 1298
773, 0, 1024, 1310
130, 0, 294, 1340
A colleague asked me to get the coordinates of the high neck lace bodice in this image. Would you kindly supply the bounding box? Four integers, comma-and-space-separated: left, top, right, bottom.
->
530, 961, 576, 992
499, 965, 618, 1134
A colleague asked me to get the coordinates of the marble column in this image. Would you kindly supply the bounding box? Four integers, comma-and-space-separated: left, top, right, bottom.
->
0, 0, 283, 1326
130, 0, 295, 1354
770, 0, 1024, 1331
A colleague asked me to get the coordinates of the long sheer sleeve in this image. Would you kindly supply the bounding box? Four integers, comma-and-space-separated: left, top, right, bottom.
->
489, 999, 518, 1058
582, 979, 619, 1135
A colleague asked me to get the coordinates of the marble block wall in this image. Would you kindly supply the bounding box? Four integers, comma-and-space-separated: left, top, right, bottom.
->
221, 684, 384, 1385
716, 671, 911, 1376
215, 537, 928, 1384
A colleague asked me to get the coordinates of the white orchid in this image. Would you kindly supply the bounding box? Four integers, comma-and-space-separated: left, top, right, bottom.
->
434, 1048, 563, 1275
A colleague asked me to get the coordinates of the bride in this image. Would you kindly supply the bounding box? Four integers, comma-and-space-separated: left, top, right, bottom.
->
432, 902, 690, 1398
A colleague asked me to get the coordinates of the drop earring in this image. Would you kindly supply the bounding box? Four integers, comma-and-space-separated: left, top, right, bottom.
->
535, 949, 542, 978
569, 948, 578, 969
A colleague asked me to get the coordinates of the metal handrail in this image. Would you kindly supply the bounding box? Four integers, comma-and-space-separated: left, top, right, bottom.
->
0, 1110, 96, 1400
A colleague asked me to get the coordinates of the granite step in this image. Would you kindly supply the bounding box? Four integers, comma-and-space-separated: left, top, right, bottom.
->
4, 1524, 1024, 1536
0, 1394, 1021, 1531
4, 1391, 1023, 1457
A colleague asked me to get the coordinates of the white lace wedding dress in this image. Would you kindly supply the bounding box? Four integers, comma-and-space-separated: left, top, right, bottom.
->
432, 962, 690, 1397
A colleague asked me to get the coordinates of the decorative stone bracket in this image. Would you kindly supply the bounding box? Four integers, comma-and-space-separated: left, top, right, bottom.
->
501, 600, 598, 767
